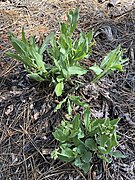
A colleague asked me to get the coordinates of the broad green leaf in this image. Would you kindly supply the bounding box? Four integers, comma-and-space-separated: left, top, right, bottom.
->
68, 66, 87, 76
89, 65, 103, 75
59, 147, 75, 162
74, 157, 83, 167
72, 114, 81, 130
30, 50, 46, 72
52, 128, 61, 141
52, 127, 69, 142
81, 151, 92, 163
77, 144, 86, 154
100, 46, 119, 69
73, 137, 84, 147
67, 7, 79, 35
98, 146, 107, 154
110, 64, 123, 71
59, 35, 69, 50
105, 118, 111, 126
92, 119, 104, 128
60, 22, 68, 35
60, 47, 66, 54
81, 162, 91, 173
85, 138, 97, 151
55, 81, 64, 96
77, 129, 85, 139
9, 36, 26, 55
111, 151, 127, 158
92, 45, 128, 83
56, 75, 64, 82
39, 32, 55, 54
110, 118, 120, 126
98, 134, 108, 147
106, 133, 118, 153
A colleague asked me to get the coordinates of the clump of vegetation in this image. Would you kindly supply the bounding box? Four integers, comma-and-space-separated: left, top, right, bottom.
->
5, 7, 127, 174
6, 28, 54, 82
6, 8, 93, 96
6, 7, 127, 96
90, 45, 128, 83
51, 97, 126, 173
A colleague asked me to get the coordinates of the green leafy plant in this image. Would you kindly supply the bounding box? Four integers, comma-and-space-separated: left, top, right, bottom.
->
6, 8, 128, 96
51, 106, 126, 173
89, 45, 128, 83
6, 28, 54, 81
54, 95, 89, 113
47, 7, 93, 96
6, 8, 94, 96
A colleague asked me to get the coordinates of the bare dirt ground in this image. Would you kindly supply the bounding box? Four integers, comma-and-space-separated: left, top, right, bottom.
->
0, 0, 135, 179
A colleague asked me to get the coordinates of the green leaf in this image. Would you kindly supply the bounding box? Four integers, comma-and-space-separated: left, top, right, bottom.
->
92, 119, 104, 128
72, 114, 81, 130
106, 133, 118, 153
85, 138, 97, 151
59, 147, 75, 162
52, 127, 69, 142
86, 30, 93, 43
89, 65, 103, 75
6, 52, 25, 63
81, 162, 91, 173
81, 151, 92, 163
28, 73, 44, 82
74, 157, 83, 167
92, 45, 128, 83
60, 22, 68, 35
72, 51, 86, 61
98, 134, 108, 147
68, 66, 87, 76
111, 151, 127, 158
100, 46, 119, 69
67, 99, 72, 115
59, 35, 69, 50
98, 154, 112, 163
70, 96, 89, 107
77, 144, 86, 154
73, 138, 84, 147
30, 50, 46, 72
55, 81, 64, 96
51, 149, 59, 160
9, 36, 26, 55
98, 146, 107, 154
110, 64, 123, 71
56, 75, 64, 83
54, 97, 68, 112
84, 107, 90, 130
21, 27, 28, 44
110, 118, 120, 126
39, 32, 55, 54
67, 7, 80, 35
